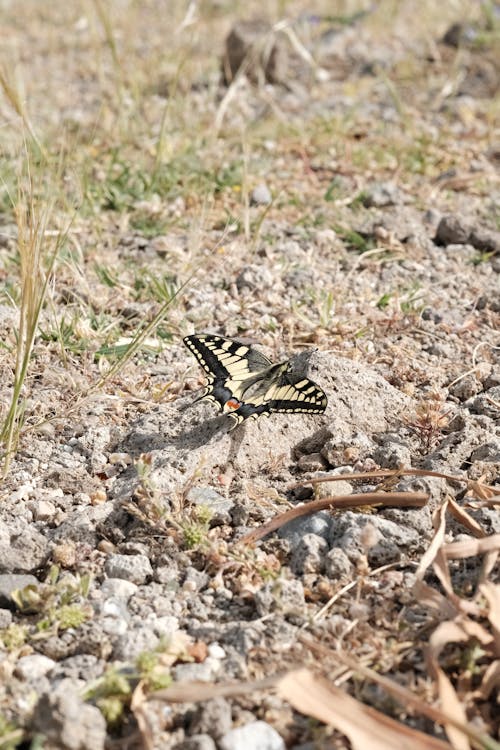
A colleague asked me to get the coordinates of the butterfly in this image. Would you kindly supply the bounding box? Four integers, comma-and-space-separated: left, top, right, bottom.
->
183, 333, 327, 428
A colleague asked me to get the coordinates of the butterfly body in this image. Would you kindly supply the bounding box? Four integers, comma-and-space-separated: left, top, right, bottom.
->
183, 334, 327, 428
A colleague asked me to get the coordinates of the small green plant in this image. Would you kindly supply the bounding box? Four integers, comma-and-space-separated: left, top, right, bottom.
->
0, 624, 28, 652
0, 714, 23, 750
84, 647, 172, 726
181, 504, 213, 550
334, 225, 373, 253
10, 566, 92, 638
84, 666, 132, 726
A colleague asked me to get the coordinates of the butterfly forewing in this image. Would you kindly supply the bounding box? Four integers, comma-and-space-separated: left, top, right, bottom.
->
183, 334, 327, 427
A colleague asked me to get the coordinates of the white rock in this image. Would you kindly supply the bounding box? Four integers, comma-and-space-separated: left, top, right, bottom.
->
219, 721, 285, 750
15, 654, 56, 681
100, 578, 138, 600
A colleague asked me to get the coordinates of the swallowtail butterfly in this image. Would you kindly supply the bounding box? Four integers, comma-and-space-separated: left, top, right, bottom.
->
183, 333, 327, 428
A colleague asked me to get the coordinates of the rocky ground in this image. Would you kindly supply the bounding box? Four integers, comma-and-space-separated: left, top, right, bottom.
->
0, 1, 499, 749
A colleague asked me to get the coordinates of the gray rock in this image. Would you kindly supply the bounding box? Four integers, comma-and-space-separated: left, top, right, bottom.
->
0, 608, 12, 627
0, 573, 39, 607
14, 654, 56, 681
175, 737, 217, 750
100, 578, 138, 600
371, 433, 412, 468
173, 658, 221, 683
449, 376, 483, 401
104, 554, 153, 584
278, 511, 333, 545
468, 387, 500, 418
470, 440, 500, 462
51, 504, 113, 545
324, 547, 353, 580
254, 578, 305, 617
32, 683, 106, 750
435, 215, 471, 245
297, 452, 327, 472
189, 697, 232, 739
49, 654, 104, 683
112, 627, 159, 661
250, 183, 272, 205
219, 720, 285, 750
362, 181, 407, 208
0, 527, 49, 573
329, 511, 420, 565
187, 486, 234, 522
290, 534, 328, 575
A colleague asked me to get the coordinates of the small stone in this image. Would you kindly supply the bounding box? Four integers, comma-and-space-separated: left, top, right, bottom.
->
104, 554, 153, 584
176, 736, 217, 750
371, 433, 412, 469
325, 548, 353, 581
219, 720, 285, 750
435, 215, 471, 246
187, 486, 234, 520
32, 683, 106, 750
449, 376, 483, 401
0, 608, 12, 627
290, 534, 328, 575
100, 578, 138, 600
470, 440, 500, 462
361, 181, 406, 208
250, 184, 272, 205
278, 511, 333, 545
189, 697, 232, 739
32, 500, 57, 521
254, 579, 305, 617
112, 627, 159, 660
207, 642, 226, 659
15, 654, 56, 681
174, 659, 221, 683
297, 452, 327, 472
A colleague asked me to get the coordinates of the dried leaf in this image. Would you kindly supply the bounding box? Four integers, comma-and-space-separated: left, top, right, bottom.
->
276, 668, 452, 750
427, 623, 471, 750
447, 497, 487, 538
416, 500, 448, 580
442, 535, 500, 559
474, 659, 500, 700
480, 582, 500, 655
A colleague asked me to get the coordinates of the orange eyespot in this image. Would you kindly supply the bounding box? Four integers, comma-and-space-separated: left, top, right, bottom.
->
225, 398, 241, 411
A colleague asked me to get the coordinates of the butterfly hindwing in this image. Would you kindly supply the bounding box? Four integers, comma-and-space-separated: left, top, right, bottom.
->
183, 334, 327, 428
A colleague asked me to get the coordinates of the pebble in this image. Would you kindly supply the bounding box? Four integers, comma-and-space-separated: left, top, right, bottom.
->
177, 736, 217, 750
250, 183, 272, 205
278, 511, 333, 545
32, 683, 106, 750
104, 554, 153, 584
32, 500, 57, 521
189, 697, 232, 739
290, 534, 328, 575
325, 547, 353, 580
100, 578, 138, 600
219, 720, 285, 750
15, 654, 56, 681
0, 608, 12, 627
173, 658, 222, 683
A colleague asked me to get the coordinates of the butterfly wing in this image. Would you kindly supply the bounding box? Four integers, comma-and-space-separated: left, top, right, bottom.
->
183, 334, 327, 428
183, 333, 272, 411
228, 366, 328, 426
